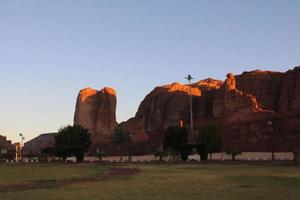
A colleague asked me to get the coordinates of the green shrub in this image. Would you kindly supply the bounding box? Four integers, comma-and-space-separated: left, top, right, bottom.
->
95, 150, 107, 161
55, 125, 91, 162
163, 125, 188, 161
154, 150, 167, 162
111, 127, 133, 162
197, 123, 222, 159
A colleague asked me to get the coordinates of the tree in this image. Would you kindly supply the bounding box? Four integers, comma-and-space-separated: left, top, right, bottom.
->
0, 145, 2, 160
111, 127, 132, 162
163, 125, 188, 161
163, 126, 188, 149
197, 123, 222, 159
55, 125, 91, 162
41, 147, 55, 157
226, 148, 242, 161
154, 150, 167, 162
165, 147, 178, 166
6, 149, 15, 161
176, 144, 192, 161
40, 147, 56, 161
95, 149, 107, 161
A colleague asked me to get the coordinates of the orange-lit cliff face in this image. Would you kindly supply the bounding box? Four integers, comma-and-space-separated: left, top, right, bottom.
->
192, 78, 223, 90
135, 82, 202, 132
73, 66, 300, 153
132, 79, 223, 145
74, 87, 117, 145
162, 82, 201, 96
78, 87, 98, 102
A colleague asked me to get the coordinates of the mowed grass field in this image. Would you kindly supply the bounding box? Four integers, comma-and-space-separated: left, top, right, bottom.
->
0, 163, 299, 200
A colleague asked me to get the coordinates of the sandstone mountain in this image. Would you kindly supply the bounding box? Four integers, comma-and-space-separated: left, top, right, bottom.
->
278, 67, 300, 112
74, 87, 117, 146
23, 133, 56, 156
73, 66, 300, 153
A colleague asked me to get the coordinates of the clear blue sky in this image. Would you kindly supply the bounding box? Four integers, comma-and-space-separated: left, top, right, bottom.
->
1, 0, 299, 143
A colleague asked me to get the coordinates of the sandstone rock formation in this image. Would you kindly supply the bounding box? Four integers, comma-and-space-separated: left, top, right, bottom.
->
224, 73, 236, 91
72, 66, 300, 154
74, 87, 117, 145
191, 78, 223, 90
212, 73, 262, 122
23, 133, 56, 156
130, 80, 222, 149
212, 67, 300, 152
278, 67, 300, 112
235, 70, 284, 111
135, 82, 201, 134
122, 67, 300, 152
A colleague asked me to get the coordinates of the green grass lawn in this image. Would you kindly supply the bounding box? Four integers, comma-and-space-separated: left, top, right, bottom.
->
0, 163, 299, 200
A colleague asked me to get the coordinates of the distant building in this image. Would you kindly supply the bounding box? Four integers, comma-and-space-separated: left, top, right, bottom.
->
0, 135, 14, 153
23, 133, 57, 156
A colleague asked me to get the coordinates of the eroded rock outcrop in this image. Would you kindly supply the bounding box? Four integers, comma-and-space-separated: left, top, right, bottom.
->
23, 133, 56, 156
279, 67, 300, 112
130, 79, 222, 148
135, 82, 200, 134
212, 73, 261, 122
74, 87, 117, 145
235, 70, 284, 111
191, 78, 223, 90
73, 66, 300, 153
129, 68, 300, 152
224, 73, 236, 91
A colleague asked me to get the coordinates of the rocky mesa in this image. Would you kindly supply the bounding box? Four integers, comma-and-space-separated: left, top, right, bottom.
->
74, 87, 117, 146
74, 66, 300, 153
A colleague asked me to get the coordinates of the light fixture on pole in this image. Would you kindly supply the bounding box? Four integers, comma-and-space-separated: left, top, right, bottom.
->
185, 74, 194, 143
19, 133, 25, 161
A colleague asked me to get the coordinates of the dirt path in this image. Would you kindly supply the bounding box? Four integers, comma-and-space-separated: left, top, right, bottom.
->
0, 167, 140, 193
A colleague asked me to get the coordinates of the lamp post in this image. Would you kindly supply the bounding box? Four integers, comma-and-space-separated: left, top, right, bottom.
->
185, 74, 194, 143
19, 133, 25, 161
267, 120, 275, 161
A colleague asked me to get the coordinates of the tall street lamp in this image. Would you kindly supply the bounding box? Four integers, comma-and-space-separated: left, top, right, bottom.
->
185, 74, 194, 143
19, 133, 25, 161
267, 120, 275, 161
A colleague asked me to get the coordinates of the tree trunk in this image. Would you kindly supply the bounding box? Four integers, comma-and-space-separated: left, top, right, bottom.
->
232, 154, 235, 161
76, 152, 84, 162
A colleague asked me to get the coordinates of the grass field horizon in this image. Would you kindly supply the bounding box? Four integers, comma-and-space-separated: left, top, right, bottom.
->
0, 163, 299, 200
